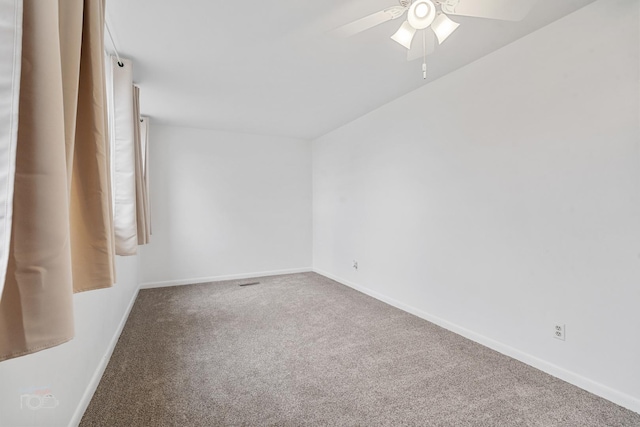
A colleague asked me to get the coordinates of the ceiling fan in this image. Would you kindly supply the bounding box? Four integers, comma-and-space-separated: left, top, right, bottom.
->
334, 0, 537, 76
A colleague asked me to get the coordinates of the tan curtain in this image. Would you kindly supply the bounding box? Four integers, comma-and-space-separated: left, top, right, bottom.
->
140, 116, 152, 239
0, 0, 74, 361
0, 0, 113, 361
133, 87, 150, 245
0, 0, 22, 301
67, 0, 115, 292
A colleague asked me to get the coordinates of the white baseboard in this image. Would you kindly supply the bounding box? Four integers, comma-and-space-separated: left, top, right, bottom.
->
68, 286, 141, 427
313, 268, 640, 415
139, 267, 312, 289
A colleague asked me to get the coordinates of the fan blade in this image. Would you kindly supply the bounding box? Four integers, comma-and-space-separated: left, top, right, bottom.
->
332, 6, 407, 37
441, 0, 537, 22
407, 30, 435, 61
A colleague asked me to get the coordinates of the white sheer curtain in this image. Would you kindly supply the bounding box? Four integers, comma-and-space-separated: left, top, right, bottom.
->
0, 0, 22, 301
106, 56, 138, 255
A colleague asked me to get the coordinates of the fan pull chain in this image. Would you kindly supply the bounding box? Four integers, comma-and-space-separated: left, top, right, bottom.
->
422, 31, 427, 79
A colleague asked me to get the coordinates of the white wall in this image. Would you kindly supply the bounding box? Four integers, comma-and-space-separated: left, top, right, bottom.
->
313, 0, 640, 413
0, 255, 140, 427
139, 125, 312, 286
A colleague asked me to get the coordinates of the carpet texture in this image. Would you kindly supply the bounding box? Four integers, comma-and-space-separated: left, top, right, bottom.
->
80, 273, 640, 426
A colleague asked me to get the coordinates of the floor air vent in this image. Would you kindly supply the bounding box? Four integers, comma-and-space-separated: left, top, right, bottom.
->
239, 282, 260, 287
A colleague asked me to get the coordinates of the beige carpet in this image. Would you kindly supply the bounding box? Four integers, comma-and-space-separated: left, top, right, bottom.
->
80, 272, 640, 426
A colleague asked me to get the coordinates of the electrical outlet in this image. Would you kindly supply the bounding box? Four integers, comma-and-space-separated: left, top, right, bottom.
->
554, 324, 565, 341
353, 260, 358, 270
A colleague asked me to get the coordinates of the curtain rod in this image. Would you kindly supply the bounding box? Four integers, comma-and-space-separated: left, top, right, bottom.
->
105, 21, 124, 67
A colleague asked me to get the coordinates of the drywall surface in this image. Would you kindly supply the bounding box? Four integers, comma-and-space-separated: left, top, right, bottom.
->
0, 255, 140, 427
139, 126, 312, 286
313, 0, 640, 412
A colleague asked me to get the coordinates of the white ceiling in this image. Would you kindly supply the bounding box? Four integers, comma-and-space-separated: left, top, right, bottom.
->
105, 0, 596, 140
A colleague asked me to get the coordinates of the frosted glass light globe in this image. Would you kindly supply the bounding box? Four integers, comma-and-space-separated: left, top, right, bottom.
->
407, 0, 436, 30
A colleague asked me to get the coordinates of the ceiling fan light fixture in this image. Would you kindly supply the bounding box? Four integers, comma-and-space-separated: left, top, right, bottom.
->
390, 21, 416, 49
407, 0, 436, 30
431, 13, 460, 44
